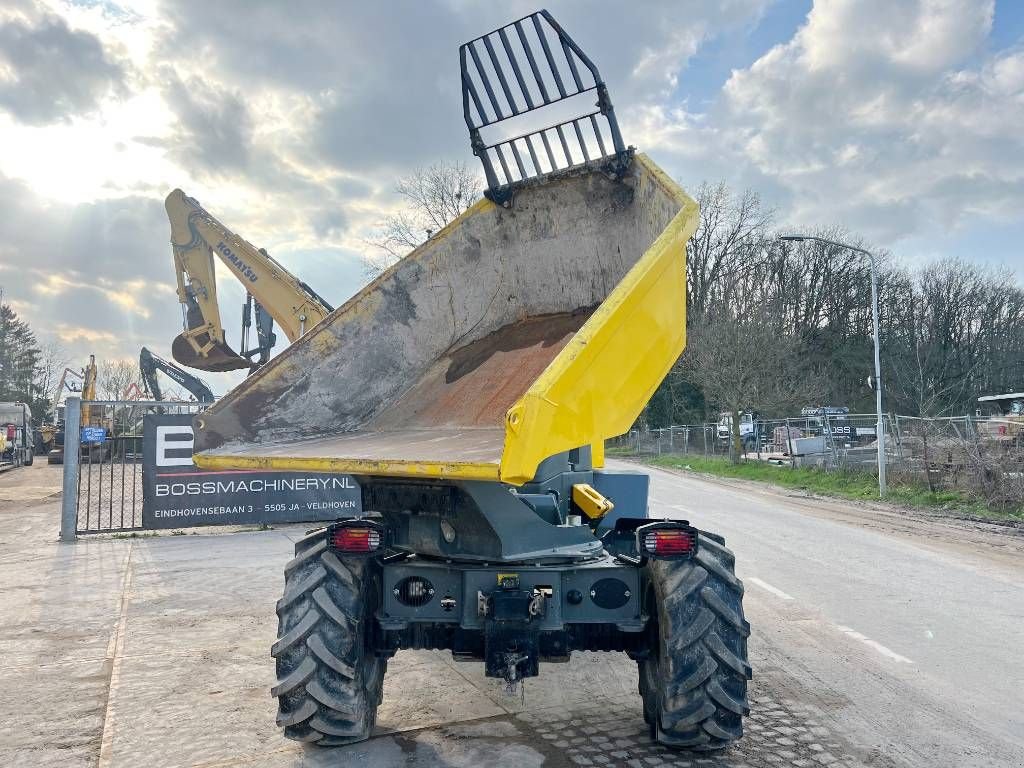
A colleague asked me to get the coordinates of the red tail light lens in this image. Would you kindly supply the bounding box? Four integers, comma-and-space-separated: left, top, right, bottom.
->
637, 522, 698, 560
644, 529, 694, 555
329, 524, 382, 553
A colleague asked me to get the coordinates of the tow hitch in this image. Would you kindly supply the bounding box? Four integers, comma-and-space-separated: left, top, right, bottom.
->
480, 574, 547, 691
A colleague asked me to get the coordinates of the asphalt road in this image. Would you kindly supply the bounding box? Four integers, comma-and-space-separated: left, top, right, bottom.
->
636, 461, 1024, 767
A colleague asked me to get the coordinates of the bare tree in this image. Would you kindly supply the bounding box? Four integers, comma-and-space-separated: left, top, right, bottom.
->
646, 176, 1024, 441
681, 313, 824, 460
686, 182, 774, 322
98, 359, 144, 401
32, 340, 69, 421
367, 162, 481, 272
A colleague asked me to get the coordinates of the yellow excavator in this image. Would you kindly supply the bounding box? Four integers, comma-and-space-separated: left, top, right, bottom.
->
165, 190, 334, 373
46, 355, 109, 464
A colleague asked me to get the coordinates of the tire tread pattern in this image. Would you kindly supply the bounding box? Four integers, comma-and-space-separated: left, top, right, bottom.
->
272, 529, 385, 746
641, 533, 751, 752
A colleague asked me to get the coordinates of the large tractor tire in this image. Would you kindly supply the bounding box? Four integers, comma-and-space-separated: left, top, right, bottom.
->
639, 533, 751, 751
272, 530, 386, 746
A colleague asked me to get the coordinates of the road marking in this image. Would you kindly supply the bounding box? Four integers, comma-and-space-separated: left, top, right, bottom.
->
836, 625, 914, 664
747, 577, 795, 601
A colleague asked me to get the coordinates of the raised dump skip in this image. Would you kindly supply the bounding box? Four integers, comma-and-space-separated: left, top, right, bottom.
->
194, 154, 698, 485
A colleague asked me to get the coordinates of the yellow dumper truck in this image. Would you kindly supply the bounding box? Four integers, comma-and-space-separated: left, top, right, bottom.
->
191, 10, 750, 752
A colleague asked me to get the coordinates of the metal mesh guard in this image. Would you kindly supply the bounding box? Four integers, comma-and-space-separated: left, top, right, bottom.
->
460, 9, 629, 203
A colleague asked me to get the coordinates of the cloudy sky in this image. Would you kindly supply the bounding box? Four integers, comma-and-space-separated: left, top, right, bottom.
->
0, 0, 1021, 396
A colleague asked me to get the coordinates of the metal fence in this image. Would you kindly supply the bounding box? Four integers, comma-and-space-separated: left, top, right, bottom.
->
609, 412, 1023, 507
61, 398, 209, 537
891, 414, 1024, 506
609, 413, 897, 468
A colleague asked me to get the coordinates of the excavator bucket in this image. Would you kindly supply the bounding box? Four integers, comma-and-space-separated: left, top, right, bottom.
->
171, 293, 250, 372
193, 154, 697, 485
172, 334, 249, 372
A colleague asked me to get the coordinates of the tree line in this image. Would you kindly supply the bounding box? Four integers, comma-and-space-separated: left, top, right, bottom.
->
645, 182, 1024, 426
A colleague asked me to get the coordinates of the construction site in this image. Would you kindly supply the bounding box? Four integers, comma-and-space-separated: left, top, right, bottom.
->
1, 4, 1022, 768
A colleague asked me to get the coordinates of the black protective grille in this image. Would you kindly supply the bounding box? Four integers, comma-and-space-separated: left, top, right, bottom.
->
460, 9, 629, 203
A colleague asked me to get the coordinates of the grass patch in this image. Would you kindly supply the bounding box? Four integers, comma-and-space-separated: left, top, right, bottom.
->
644, 454, 1022, 523
606, 446, 639, 457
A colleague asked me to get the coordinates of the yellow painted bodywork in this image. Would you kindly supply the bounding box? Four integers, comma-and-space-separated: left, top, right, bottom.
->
572, 483, 615, 520
196, 451, 502, 482
499, 156, 696, 484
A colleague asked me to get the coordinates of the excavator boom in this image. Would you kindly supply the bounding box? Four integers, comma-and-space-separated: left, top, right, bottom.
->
52, 367, 84, 413
165, 190, 333, 372
140, 347, 215, 403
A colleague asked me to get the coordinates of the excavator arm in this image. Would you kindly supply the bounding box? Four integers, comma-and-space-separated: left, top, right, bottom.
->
165, 189, 333, 372
52, 367, 84, 414
140, 347, 215, 403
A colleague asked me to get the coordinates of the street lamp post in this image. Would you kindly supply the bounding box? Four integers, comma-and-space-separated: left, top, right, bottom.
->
779, 234, 887, 497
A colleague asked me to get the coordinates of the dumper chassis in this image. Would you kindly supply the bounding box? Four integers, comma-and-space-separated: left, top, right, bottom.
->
272, 462, 750, 750
189, 9, 751, 753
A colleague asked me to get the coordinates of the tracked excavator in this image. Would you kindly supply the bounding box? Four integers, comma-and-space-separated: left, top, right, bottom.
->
166, 191, 334, 373
189, 10, 750, 753
139, 347, 215, 403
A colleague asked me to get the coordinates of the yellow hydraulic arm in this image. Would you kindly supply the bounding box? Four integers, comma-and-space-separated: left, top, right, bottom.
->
165, 189, 333, 372
80, 355, 100, 428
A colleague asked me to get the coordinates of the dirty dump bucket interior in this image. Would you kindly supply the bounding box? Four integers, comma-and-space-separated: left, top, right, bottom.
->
194, 154, 698, 485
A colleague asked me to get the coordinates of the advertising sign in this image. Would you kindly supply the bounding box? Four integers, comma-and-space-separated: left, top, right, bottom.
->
142, 413, 361, 529
81, 426, 107, 443
800, 406, 850, 417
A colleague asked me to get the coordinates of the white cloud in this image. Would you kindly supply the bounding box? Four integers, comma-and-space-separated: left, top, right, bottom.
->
709, 0, 1024, 244
0, 4, 125, 124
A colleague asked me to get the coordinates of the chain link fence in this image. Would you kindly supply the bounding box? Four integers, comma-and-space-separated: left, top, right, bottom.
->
608, 412, 1023, 510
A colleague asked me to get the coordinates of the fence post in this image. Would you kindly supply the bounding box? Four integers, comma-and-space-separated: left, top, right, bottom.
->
823, 413, 835, 471
59, 397, 82, 542
786, 418, 796, 469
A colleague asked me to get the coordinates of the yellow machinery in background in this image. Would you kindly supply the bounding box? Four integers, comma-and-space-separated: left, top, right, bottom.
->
46, 355, 110, 463
166, 191, 333, 373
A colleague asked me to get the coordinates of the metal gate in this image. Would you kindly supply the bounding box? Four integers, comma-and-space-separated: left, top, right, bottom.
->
59, 398, 209, 537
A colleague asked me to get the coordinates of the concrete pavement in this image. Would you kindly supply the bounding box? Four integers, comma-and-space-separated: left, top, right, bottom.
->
1, 461, 1021, 767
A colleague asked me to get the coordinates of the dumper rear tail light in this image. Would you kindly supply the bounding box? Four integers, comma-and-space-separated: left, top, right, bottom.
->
637, 522, 698, 561
328, 520, 385, 555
